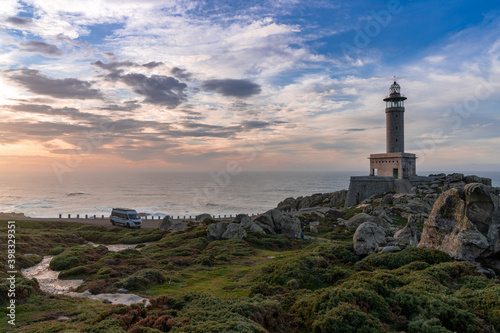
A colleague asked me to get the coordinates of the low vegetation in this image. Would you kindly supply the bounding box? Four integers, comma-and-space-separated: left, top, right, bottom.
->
0, 219, 498, 332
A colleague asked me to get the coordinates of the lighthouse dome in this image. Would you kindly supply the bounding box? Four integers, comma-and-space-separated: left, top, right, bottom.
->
390, 81, 401, 94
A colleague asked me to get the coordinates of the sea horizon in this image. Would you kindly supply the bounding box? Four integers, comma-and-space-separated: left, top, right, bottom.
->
1, 170, 498, 219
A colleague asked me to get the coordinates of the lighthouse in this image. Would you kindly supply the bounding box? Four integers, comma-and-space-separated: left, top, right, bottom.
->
369, 81, 416, 180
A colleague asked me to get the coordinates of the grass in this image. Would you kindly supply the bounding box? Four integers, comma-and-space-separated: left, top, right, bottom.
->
2, 219, 499, 332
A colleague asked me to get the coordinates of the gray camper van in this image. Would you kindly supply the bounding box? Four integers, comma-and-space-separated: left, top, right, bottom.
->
110, 208, 142, 228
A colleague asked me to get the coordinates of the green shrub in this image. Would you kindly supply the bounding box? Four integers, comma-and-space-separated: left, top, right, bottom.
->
16, 254, 43, 269
312, 303, 385, 333
49, 247, 65, 255
50, 253, 80, 271
114, 269, 165, 291
0, 277, 41, 305
58, 266, 88, 279
355, 247, 451, 271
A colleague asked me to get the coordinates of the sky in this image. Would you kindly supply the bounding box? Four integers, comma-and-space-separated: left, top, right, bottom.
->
1, 0, 500, 177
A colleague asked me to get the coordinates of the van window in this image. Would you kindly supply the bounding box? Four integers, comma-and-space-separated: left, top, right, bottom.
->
128, 213, 140, 220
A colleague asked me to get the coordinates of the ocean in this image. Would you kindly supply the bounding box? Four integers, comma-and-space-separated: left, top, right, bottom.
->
0, 170, 499, 218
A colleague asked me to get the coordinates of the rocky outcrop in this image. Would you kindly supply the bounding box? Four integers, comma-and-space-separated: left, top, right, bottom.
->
353, 222, 388, 256
276, 190, 347, 212
394, 215, 422, 247
418, 183, 500, 270
159, 216, 188, 232
231, 214, 265, 234
254, 209, 302, 240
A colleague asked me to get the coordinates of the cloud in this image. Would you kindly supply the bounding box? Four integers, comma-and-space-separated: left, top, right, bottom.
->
6, 68, 104, 100
91, 60, 136, 71
143, 61, 163, 69
115, 73, 188, 108
19, 41, 63, 56
98, 101, 141, 112
170, 67, 193, 80
241, 120, 270, 129
201, 79, 261, 98
6, 16, 33, 26
346, 128, 366, 132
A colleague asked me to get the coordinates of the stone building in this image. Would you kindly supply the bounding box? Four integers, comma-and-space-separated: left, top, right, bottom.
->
369, 81, 416, 179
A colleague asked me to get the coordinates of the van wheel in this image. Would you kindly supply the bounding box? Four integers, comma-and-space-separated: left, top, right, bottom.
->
111, 220, 116, 226
127, 222, 131, 228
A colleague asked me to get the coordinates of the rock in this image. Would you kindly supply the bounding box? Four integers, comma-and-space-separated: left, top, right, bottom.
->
464, 175, 492, 186
207, 221, 229, 241
222, 223, 247, 240
418, 183, 500, 267
254, 209, 302, 239
326, 209, 345, 219
116, 288, 129, 293
362, 204, 373, 214
309, 226, 319, 233
159, 216, 188, 232
196, 213, 213, 223
330, 190, 348, 206
309, 221, 320, 227
382, 193, 394, 205
394, 215, 422, 247
447, 173, 464, 183
276, 190, 348, 212
249, 223, 265, 234
231, 214, 252, 228
353, 222, 388, 256
345, 213, 389, 231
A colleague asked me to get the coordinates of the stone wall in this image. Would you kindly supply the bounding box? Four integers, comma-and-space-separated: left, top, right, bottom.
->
345, 176, 395, 207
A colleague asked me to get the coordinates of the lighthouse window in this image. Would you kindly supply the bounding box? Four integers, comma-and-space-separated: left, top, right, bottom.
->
395, 126, 398, 130
395, 114, 398, 117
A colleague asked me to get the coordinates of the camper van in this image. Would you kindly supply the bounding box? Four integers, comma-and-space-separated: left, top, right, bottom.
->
110, 208, 142, 228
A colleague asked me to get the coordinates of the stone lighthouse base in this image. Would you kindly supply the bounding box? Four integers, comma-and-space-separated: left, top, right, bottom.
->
369, 152, 416, 179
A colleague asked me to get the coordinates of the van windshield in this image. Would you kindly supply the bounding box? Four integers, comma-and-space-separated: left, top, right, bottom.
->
127, 214, 140, 220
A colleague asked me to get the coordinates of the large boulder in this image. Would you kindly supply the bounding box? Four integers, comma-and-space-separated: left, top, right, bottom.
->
353, 222, 388, 256
159, 216, 188, 232
254, 209, 302, 239
207, 222, 229, 241
418, 183, 500, 267
222, 223, 247, 240
394, 215, 422, 247
196, 213, 213, 223
345, 213, 389, 231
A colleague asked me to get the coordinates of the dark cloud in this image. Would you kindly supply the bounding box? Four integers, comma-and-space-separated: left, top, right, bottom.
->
170, 67, 193, 80
241, 120, 270, 129
143, 61, 163, 69
6, 68, 104, 100
19, 41, 63, 56
346, 128, 366, 132
98, 101, 141, 112
201, 79, 261, 98
91, 60, 136, 71
117, 73, 188, 108
6, 16, 33, 25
